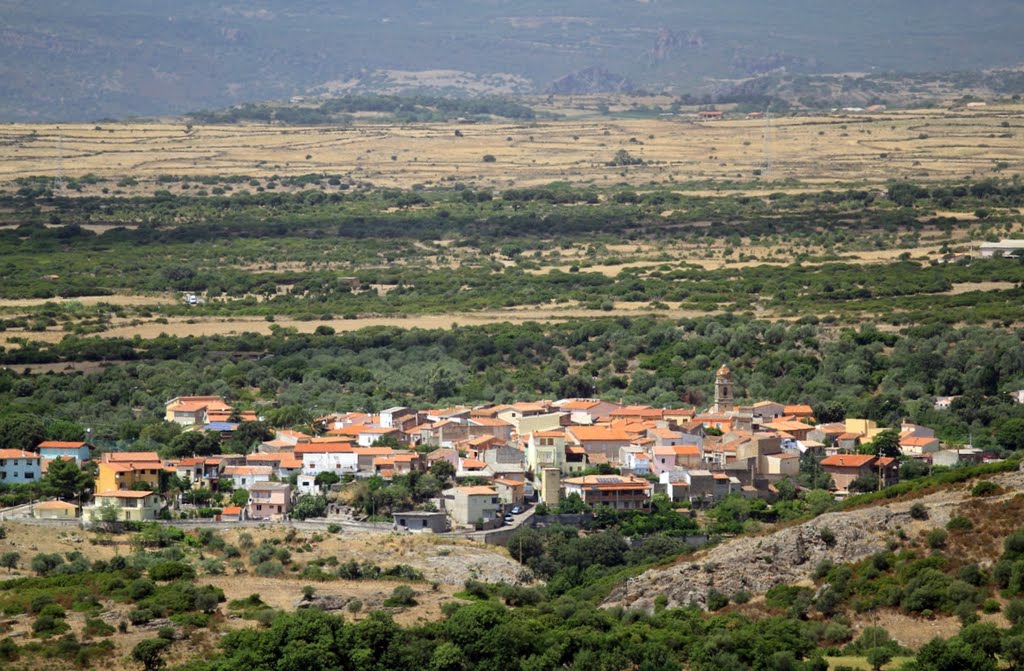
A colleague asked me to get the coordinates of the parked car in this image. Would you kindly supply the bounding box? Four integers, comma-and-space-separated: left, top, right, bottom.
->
503, 513, 514, 523
510, 506, 522, 515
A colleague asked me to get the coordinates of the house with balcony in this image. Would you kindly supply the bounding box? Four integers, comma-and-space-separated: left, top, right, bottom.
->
247, 481, 292, 520
87, 490, 163, 523
563, 474, 653, 511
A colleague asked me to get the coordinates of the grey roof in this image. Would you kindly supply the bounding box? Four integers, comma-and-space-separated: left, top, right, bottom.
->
248, 481, 291, 491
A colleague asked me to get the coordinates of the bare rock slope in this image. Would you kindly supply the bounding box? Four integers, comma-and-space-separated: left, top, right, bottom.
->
605, 470, 1024, 612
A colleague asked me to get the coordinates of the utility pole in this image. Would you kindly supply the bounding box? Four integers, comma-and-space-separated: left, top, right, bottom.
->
53, 130, 66, 194
762, 103, 773, 180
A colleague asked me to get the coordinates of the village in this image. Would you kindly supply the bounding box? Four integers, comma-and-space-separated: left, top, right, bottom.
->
2, 363, 996, 537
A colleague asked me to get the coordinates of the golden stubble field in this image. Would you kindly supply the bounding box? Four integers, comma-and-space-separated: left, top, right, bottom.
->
2, 104, 1023, 190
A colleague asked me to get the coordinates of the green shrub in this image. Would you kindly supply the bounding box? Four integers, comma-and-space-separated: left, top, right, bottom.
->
148, 561, 196, 582
383, 585, 417, 607
1006, 599, 1024, 624
927, 529, 948, 549
909, 503, 928, 520
128, 608, 154, 625
947, 516, 973, 531
128, 578, 156, 600
255, 561, 284, 577
32, 604, 69, 638
132, 638, 170, 671
705, 589, 729, 611
83, 617, 115, 637
0, 637, 17, 661
170, 612, 210, 629
971, 480, 999, 497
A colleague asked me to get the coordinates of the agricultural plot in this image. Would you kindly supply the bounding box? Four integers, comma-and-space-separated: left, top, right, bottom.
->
2, 105, 1023, 190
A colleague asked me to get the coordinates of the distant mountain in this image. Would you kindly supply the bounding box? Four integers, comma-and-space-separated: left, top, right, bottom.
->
2, 0, 1023, 121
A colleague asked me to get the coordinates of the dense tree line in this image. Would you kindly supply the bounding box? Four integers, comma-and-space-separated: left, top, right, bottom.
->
1, 317, 1022, 454
186, 95, 536, 125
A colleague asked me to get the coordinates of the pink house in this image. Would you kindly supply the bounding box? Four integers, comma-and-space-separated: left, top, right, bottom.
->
247, 481, 292, 520
651, 444, 703, 476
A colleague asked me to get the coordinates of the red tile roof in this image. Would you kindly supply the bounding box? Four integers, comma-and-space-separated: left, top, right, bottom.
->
37, 441, 88, 449
820, 454, 876, 468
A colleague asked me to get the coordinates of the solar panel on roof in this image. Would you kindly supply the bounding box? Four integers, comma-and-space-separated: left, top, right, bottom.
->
596, 477, 619, 483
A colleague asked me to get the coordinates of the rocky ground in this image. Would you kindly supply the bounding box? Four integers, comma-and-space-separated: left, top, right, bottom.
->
604, 469, 1024, 612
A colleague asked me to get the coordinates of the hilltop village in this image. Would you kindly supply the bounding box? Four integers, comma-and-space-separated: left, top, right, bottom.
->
6, 364, 991, 534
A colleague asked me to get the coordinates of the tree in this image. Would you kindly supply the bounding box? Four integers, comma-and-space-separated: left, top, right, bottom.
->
868, 429, 902, 459
430, 460, 455, 482
225, 421, 273, 454
46, 419, 85, 442
314, 472, 341, 489
132, 638, 171, 671
43, 458, 90, 501
914, 636, 997, 671
848, 473, 880, 493
866, 648, 893, 671
231, 489, 249, 507
556, 492, 590, 514
30, 553, 63, 575
507, 528, 544, 565
292, 495, 327, 520
995, 419, 1024, 452
165, 431, 221, 459
813, 401, 846, 424
0, 552, 19, 572
0, 415, 45, 452
90, 499, 122, 531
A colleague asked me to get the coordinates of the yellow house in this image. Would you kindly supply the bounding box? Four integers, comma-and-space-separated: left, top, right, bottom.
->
844, 418, 883, 441
87, 490, 162, 523
33, 500, 79, 519
96, 459, 163, 493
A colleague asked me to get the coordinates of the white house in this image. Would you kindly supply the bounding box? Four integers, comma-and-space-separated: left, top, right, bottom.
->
221, 465, 272, 488
294, 443, 358, 476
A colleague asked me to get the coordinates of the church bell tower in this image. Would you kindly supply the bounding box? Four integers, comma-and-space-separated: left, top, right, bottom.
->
713, 364, 733, 413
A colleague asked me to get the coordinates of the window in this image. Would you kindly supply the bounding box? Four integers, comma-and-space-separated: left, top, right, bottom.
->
0, 472, 5, 479
25, 472, 34, 479
421, 520, 428, 528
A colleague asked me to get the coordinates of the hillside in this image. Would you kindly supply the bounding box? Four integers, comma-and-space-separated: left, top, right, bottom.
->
605, 467, 1024, 613
2, 0, 1024, 120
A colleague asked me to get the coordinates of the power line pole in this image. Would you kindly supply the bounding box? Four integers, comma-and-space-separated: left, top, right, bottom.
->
53, 130, 67, 195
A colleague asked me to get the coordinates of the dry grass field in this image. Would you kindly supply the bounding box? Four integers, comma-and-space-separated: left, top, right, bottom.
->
2, 104, 1023, 190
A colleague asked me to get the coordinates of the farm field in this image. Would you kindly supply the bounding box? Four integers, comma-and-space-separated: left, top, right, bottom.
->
2, 104, 1024, 191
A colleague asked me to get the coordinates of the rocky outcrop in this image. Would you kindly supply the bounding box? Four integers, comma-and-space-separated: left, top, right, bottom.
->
296, 594, 354, 611
601, 477, 1009, 612
649, 28, 704, 63
545, 67, 638, 95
